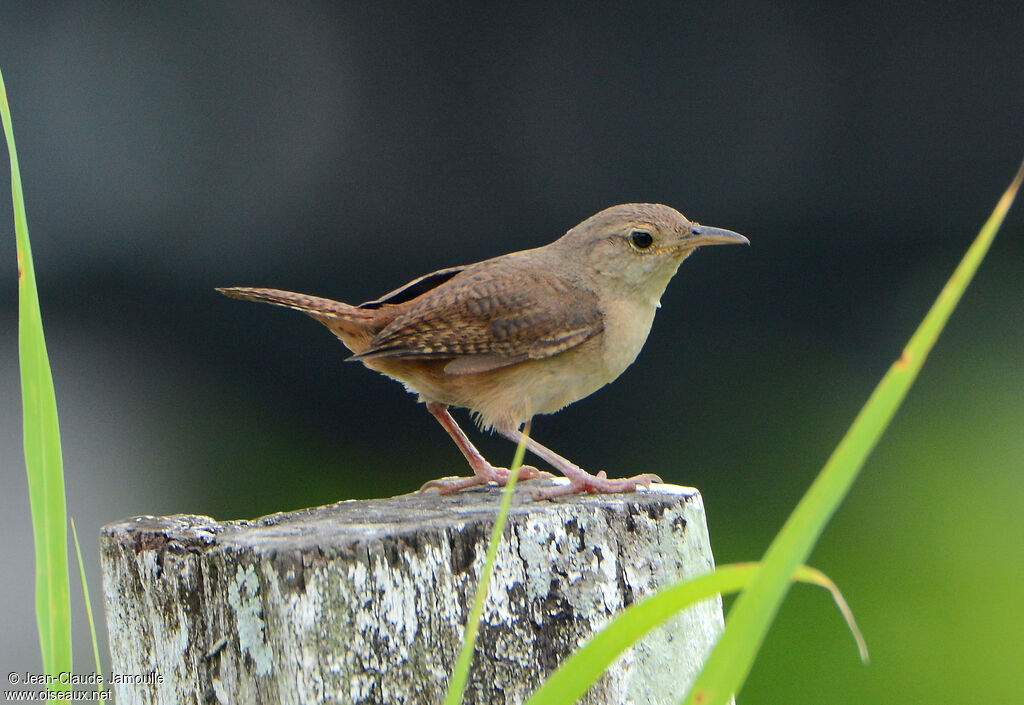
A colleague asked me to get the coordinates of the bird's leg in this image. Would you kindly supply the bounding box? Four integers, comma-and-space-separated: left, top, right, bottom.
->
496, 426, 662, 500
419, 402, 551, 494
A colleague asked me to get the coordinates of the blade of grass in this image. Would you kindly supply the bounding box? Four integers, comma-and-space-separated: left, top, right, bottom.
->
525, 563, 865, 705
682, 160, 1024, 705
443, 421, 531, 705
797, 565, 869, 664
71, 518, 107, 705
2, 66, 73, 684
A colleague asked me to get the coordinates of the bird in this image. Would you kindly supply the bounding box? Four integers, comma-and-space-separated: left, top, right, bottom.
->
218, 203, 747, 499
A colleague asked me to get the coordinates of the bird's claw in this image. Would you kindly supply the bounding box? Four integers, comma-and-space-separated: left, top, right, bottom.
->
530, 471, 662, 500
419, 464, 551, 495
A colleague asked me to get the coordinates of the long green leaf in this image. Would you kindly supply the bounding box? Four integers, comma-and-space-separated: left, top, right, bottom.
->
525, 563, 865, 705
2, 66, 72, 682
682, 161, 1024, 705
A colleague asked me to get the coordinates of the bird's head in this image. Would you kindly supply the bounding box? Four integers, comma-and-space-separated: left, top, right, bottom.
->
554, 203, 748, 303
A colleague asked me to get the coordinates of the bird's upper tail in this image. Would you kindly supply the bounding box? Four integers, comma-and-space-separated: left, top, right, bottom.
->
216, 286, 373, 320
217, 286, 382, 353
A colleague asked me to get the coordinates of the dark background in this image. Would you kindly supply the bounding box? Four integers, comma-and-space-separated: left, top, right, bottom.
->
2, 3, 1022, 702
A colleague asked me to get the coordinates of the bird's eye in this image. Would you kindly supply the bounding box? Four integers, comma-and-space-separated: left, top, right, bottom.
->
629, 230, 654, 249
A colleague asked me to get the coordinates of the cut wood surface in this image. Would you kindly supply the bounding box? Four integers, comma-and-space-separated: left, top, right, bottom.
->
101, 483, 725, 704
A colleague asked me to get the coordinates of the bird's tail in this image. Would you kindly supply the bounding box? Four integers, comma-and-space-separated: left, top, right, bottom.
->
216, 286, 374, 321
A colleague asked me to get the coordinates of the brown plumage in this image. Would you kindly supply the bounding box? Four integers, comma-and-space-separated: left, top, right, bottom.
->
218, 203, 747, 498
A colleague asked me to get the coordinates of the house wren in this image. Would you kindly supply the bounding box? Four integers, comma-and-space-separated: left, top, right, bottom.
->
218, 203, 747, 499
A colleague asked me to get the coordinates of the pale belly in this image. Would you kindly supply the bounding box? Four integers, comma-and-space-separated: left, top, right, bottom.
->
391, 298, 658, 430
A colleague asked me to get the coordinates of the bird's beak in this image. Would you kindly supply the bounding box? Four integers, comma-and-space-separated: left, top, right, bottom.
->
686, 224, 749, 247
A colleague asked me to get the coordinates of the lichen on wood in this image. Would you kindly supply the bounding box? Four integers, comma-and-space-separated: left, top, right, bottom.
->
101, 484, 725, 705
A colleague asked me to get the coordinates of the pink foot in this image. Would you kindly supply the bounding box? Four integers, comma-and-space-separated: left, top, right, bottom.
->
530, 471, 663, 500
419, 464, 552, 495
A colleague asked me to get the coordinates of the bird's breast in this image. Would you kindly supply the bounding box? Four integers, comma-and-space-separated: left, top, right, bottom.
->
517, 297, 657, 420
597, 296, 659, 382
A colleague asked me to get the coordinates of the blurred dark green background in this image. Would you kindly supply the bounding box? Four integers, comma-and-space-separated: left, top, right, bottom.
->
1, 3, 1022, 703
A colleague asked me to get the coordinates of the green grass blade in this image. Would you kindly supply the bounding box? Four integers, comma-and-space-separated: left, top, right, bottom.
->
443, 422, 531, 705
795, 565, 869, 663
681, 160, 1024, 705
71, 518, 107, 705
1, 66, 73, 683
524, 563, 865, 705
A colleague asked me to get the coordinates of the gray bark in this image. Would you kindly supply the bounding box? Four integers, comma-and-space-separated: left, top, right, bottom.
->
101, 484, 725, 704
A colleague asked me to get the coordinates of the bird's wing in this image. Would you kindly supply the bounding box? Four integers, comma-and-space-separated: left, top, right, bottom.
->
356, 265, 466, 309
349, 261, 603, 375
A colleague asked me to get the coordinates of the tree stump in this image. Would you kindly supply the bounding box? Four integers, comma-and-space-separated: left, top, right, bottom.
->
100, 484, 725, 704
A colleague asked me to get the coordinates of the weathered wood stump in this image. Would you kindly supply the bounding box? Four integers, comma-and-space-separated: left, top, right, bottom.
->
100, 484, 725, 705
